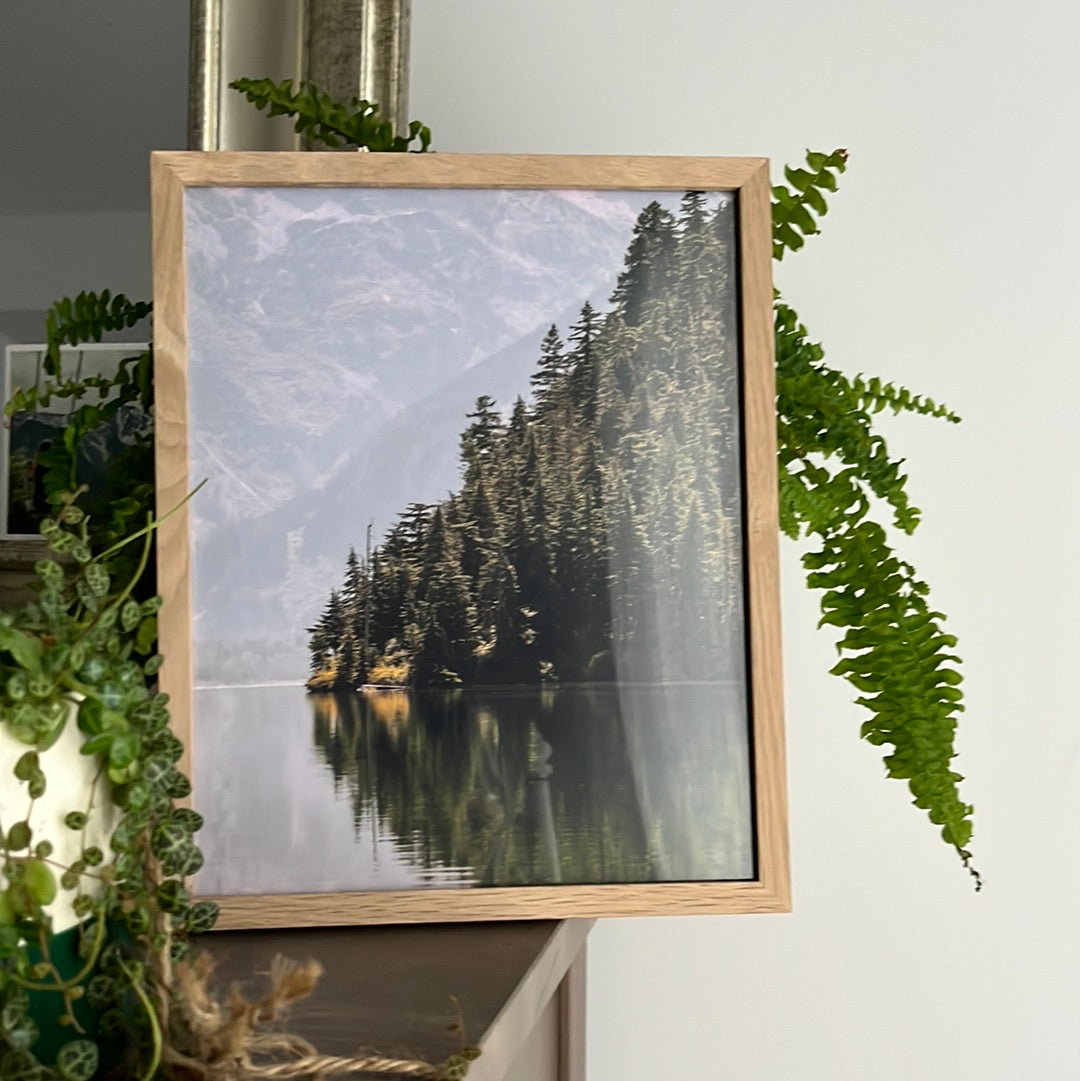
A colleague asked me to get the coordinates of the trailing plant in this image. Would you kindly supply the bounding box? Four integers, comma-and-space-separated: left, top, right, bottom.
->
772, 149, 978, 885
229, 77, 432, 151
0, 491, 216, 1081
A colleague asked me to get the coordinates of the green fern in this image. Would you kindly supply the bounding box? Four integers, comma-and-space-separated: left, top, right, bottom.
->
229, 77, 432, 152
772, 148, 848, 260
40, 290, 151, 371
775, 151, 979, 886
846, 373, 960, 421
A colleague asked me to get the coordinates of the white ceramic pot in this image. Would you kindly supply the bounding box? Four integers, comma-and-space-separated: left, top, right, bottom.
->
0, 697, 119, 933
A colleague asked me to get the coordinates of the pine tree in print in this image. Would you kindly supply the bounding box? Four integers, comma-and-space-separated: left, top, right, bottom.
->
308, 193, 743, 690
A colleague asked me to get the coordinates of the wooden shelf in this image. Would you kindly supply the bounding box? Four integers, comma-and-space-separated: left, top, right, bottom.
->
0, 537, 50, 608
198, 919, 592, 1081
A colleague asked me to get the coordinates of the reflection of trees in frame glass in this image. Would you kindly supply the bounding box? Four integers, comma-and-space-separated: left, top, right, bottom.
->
152, 153, 787, 927
2, 343, 149, 538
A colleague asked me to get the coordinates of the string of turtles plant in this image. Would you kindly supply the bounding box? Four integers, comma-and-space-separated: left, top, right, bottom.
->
0, 488, 217, 1081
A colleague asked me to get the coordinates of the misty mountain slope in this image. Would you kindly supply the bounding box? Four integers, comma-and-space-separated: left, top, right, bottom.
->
183, 185, 684, 685
190, 292, 612, 683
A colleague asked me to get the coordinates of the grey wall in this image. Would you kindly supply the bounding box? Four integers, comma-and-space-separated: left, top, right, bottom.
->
0, 1, 187, 345
0, 1, 188, 216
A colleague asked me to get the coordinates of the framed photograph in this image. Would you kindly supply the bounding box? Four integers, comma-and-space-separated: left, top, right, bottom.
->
152, 153, 788, 927
2, 342, 150, 540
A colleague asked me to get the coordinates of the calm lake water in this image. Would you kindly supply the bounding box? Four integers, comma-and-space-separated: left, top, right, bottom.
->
193, 682, 753, 896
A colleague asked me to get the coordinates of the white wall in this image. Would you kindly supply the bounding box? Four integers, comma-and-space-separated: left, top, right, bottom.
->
410, 3, 1080, 1078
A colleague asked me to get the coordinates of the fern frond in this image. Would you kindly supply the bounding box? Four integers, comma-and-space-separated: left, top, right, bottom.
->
229, 77, 432, 152
773, 160, 977, 884
3, 292, 152, 421
41, 290, 151, 374
775, 300, 921, 534
777, 470, 803, 540
772, 148, 848, 260
805, 521, 979, 888
847, 374, 961, 422
778, 466, 844, 539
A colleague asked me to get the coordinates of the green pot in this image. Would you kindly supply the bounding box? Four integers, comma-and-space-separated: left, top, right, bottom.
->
2, 698, 121, 1073
24, 920, 100, 1064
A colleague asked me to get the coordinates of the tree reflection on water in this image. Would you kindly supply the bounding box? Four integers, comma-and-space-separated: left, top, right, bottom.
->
309, 682, 752, 888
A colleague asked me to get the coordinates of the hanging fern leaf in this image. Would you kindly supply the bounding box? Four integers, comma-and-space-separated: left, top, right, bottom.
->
846, 373, 961, 422
40, 290, 151, 373
229, 77, 432, 152
772, 148, 848, 260
775, 150, 979, 887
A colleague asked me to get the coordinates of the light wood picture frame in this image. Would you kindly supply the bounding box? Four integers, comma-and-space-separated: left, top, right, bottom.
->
151, 152, 788, 928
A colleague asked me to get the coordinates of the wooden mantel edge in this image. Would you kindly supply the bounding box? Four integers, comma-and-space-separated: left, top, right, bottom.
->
469, 920, 594, 1081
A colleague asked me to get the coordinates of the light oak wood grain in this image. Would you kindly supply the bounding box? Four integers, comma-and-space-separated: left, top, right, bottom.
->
151, 153, 789, 926
207, 877, 789, 930
738, 162, 791, 913
152, 151, 769, 192
151, 153, 197, 785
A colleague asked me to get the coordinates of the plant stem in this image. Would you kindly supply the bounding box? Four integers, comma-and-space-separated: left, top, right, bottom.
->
11, 905, 107, 992
120, 958, 163, 1081
91, 479, 207, 566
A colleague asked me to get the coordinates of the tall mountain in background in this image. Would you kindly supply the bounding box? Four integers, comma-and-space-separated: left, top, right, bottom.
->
184, 186, 677, 684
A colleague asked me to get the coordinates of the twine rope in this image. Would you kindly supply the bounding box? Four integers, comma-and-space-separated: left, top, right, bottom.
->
163, 953, 452, 1081
181, 1048, 445, 1080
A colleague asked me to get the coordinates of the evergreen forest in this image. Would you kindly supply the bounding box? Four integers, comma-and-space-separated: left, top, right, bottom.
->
307, 191, 747, 690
